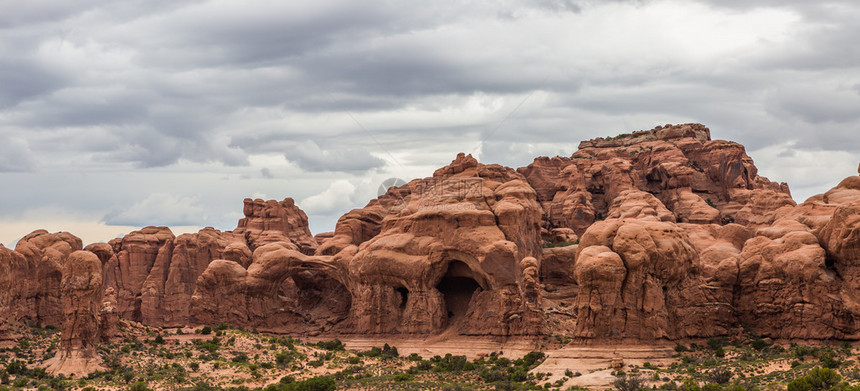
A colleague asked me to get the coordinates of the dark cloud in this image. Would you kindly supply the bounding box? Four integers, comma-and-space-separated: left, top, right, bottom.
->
286, 140, 386, 173
0, 0, 111, 27
766, 85, 860, 124
1, 0, 860, 242
0, 59, 65, 109
260, 167, 273, 179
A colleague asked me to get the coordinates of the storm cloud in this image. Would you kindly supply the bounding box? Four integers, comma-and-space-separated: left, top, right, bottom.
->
1, 0, 859, 245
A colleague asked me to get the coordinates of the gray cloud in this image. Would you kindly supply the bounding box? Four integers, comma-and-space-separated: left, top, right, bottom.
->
102, 193, 206, 226
287, 140, 386, 173
1, 0, 859, 242
0, 137, 36, 172
0, 59, 65, 109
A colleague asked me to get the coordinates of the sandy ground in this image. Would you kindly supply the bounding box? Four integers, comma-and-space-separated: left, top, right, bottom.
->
323, 336, 543, 360
320, 336, 678, 389
534, 343, 676, 389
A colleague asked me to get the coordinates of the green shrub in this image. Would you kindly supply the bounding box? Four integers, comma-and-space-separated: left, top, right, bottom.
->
272, 376, 335, 391
275, 351, 299, 367
5, 361, 25, 375
818, 352, 841, 369
787, 367, 842, 391
707, 368, 733, 384
314, 340, 344, 351
707, 338, 727, 350
433, 354, 472, 372
750, 339, 770, 351
520, 351, 546, 367
614, 375, 645, 391
192, 381, 218, 391
128, 381, 152, 391
793, 345, 818, 360
680, 379, 701, 391
200, 326, 212, 335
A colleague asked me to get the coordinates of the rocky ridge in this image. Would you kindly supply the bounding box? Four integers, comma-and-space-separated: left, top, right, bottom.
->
1, 123, 858, 375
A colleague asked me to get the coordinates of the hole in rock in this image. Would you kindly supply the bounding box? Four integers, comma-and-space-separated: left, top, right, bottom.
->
436, 261, 481, 324
132, 298, 143, 322
824, 256, 841, 278
291, 270, 352, 323
396, 287, 409, 311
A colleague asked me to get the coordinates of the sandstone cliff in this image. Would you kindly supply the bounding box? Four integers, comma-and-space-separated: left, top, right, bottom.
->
2, 123, 858, 349
45, 250, 104, 375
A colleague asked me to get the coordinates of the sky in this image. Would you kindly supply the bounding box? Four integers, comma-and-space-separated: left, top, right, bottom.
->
1, 0, 859, 247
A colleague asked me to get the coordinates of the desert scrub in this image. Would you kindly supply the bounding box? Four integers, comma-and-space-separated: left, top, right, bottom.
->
542, 240, 578, 248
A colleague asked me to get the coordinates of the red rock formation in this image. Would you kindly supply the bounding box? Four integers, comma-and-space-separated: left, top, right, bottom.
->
0, 244, 34, 337
573, 214, 698, 339
14, 230, 83, 326
191, 153, 545, 336
4, 124, 860, 343
340, 153, 544, 335
102, 226, 250, 327
99, 287, 120, 342
84, 242, 114, 265
45, 250, 103, 375
316, 207, 385, 256
183, 140, 859, 340
235, 198, 317, 254
518, 123, 795, 234
191, 244, 351, 333
103, 226, 175, 322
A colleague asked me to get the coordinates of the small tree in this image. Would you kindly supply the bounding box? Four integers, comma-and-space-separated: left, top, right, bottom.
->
707, 368, 733, 384
787, 367, 842, 391
614, 375, 646, 391
128, 381, 153, 391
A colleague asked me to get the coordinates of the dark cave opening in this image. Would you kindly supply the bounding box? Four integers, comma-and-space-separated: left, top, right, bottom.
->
396, 287, 409, 311
825, 256, 841, 279
436, 261, 481, 323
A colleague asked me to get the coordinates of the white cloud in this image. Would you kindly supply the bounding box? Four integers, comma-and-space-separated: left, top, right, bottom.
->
299, 180, 357, 216
749, 142, 859, 202
103, 193, 207, 226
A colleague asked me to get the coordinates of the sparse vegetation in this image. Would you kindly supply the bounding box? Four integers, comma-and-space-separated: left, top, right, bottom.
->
542, 240, 579, 248
1, 323, 858, 390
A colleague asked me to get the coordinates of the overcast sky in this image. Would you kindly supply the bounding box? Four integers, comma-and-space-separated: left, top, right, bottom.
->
1, 0, 859, 246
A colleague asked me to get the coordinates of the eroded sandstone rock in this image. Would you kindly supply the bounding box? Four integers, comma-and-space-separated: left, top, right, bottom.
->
236, 198, 317, 254
45, 250, 104, 376
519, 123, 794, 234
14, 230, 83, 326
4, 125, 859, 343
